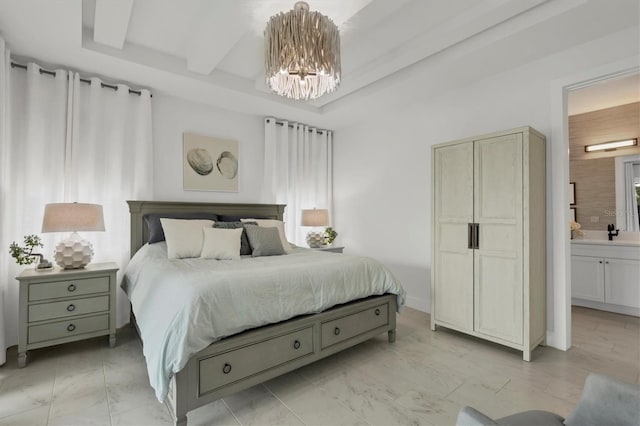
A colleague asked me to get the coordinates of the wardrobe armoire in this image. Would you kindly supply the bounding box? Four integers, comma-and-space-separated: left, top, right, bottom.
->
430, 126, 546, 361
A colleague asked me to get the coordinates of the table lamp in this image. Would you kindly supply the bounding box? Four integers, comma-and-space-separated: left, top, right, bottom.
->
42, 202, 105, 269
301, 208, 329, 248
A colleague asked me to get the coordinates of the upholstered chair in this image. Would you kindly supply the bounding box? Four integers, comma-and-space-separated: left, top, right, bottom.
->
456, 373, 640, 426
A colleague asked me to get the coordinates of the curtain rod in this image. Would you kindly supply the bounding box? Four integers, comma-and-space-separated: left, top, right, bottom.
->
266, 118, 328, 135
10, 62, 151, 97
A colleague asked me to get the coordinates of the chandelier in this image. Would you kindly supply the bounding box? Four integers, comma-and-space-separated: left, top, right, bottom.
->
264, 1, 341, 100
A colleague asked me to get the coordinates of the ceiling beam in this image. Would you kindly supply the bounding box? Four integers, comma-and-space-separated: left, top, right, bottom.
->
185, 0, 250, 75
93, 0, 133, 49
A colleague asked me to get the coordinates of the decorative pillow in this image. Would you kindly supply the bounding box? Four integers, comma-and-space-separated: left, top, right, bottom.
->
145, 212, 218, 244
201, 227, 242, 260
213, 221, 256, 256
240, 219, 291, 252
243, 224, 286, 257
160, 218, 214, 259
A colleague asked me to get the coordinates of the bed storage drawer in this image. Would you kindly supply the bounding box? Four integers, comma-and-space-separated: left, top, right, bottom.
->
198, 326, 313, 395
28, 295, 110, 322
28, 313, 110, 344
29, 277, 110, 301
321, 302, 389, 349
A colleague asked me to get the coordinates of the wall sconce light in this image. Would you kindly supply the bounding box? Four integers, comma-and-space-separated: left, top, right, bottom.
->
584, 138, 638, 152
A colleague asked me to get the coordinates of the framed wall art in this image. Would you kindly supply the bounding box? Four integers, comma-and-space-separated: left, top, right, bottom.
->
183, 132, 238, 192
569, 182, 576, 205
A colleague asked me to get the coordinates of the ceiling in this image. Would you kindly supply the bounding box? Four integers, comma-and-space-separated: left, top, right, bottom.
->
568, 73, 640, 116
0, 0, 638, 129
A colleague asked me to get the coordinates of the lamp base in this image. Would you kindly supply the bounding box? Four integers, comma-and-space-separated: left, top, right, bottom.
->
306, 231, 326, 248
54, 232, 94, 269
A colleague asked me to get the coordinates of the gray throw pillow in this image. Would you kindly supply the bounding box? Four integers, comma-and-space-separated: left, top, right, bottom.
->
214, 221, 256, 256
244, 224, 286, 257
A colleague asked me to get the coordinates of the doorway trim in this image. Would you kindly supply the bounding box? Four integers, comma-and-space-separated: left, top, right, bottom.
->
548, 55, 639, 351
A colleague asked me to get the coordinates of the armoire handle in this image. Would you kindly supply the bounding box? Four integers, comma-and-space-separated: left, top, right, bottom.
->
468, 223, 474, 249
474, 223, 480, 249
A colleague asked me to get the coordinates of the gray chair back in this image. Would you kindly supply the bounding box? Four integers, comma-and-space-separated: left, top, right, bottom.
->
564, 373, 640, 426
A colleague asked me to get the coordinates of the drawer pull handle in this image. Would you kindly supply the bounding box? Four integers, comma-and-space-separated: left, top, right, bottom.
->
67, 304, 76, 312
293, 340, 301, 349
67, 284, 76, 292
222, 363, 232, 374
67, 324, 76, 332
334, 327, 341, 336
375, 308, 381, 316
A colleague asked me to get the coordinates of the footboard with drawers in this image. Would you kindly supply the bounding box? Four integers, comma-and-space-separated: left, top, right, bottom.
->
166, 294, 396, 425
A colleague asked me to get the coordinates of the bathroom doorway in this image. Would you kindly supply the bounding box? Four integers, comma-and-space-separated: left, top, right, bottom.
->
567, 72, 640, 354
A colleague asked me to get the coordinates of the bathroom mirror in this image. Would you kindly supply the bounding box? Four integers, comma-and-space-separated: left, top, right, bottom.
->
568, 101, 640, 231
615, 154, 640, 232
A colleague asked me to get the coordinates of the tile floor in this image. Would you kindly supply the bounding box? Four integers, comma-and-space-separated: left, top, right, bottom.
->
0, 306, 638, 425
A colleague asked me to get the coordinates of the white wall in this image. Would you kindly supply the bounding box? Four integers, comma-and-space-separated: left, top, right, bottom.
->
152, 93, 265, 202
333, 27, 639, 322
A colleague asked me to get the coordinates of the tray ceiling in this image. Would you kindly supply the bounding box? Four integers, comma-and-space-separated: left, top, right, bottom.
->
0, 0, 638, 128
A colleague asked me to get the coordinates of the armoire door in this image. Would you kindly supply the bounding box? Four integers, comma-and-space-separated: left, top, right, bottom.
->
433, 142, 474, 331
473, 133, 524, 344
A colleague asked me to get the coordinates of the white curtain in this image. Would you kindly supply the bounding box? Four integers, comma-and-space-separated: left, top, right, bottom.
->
0, 52, 153, 364
263, 117, 333, 246
624, 161, 640, 232
66, 75, 153, 326
0, 59, 69, 365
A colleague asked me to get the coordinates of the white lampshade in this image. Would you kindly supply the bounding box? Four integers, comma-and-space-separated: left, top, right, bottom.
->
41, 203, 105, 269
301, 209, 329, 227
42, 203, 105, 232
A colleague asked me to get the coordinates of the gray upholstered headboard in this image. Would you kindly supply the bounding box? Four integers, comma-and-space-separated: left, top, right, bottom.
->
127, 200, 286, 256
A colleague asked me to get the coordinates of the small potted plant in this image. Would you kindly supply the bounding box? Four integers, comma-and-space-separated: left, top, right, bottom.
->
9, 235, 52, 270
324, 227, 338, 246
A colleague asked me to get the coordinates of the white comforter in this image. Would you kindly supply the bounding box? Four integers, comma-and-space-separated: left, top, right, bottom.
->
122, 243, 405, 402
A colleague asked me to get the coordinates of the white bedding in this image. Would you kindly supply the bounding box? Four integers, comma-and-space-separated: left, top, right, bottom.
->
122, 242, 405, 402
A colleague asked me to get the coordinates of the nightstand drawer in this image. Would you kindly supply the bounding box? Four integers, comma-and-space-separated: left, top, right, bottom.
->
28, 313, 109, 344
29, 277, 110, 301
28, 295, 109, 322
321, 303, 389, 349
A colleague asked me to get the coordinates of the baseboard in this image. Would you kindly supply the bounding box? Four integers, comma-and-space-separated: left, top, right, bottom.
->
404, 295, 429, 313
572, 299, 640, 317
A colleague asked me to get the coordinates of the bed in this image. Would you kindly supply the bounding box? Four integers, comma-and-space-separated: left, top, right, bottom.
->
124, 200, 404, 425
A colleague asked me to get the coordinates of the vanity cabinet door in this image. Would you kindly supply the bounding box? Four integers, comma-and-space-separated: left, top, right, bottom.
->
604, 258, 640, 308
571, 255, 604, 302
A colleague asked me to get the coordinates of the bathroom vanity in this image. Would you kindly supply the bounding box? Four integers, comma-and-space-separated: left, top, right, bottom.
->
571, 233, 640, 317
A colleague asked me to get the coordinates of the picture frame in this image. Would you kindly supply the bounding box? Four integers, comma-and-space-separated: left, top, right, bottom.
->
183, 132, 239, 192
570, 207, 576, 222
569, 182, 576, 205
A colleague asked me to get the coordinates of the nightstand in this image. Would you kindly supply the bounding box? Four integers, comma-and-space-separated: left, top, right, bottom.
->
312, 246, 344, 253
16, 262, 118, 367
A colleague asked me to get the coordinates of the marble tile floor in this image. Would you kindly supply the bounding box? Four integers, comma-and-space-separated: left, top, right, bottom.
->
0, 306, 638, 426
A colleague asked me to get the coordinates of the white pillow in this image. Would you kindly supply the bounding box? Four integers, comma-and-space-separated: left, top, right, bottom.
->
201, 227, 242, 260
240, 219, 292, 252
160, 218, 214, 259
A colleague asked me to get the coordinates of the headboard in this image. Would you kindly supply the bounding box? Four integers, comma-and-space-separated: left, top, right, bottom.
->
127, 200, 286, 256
